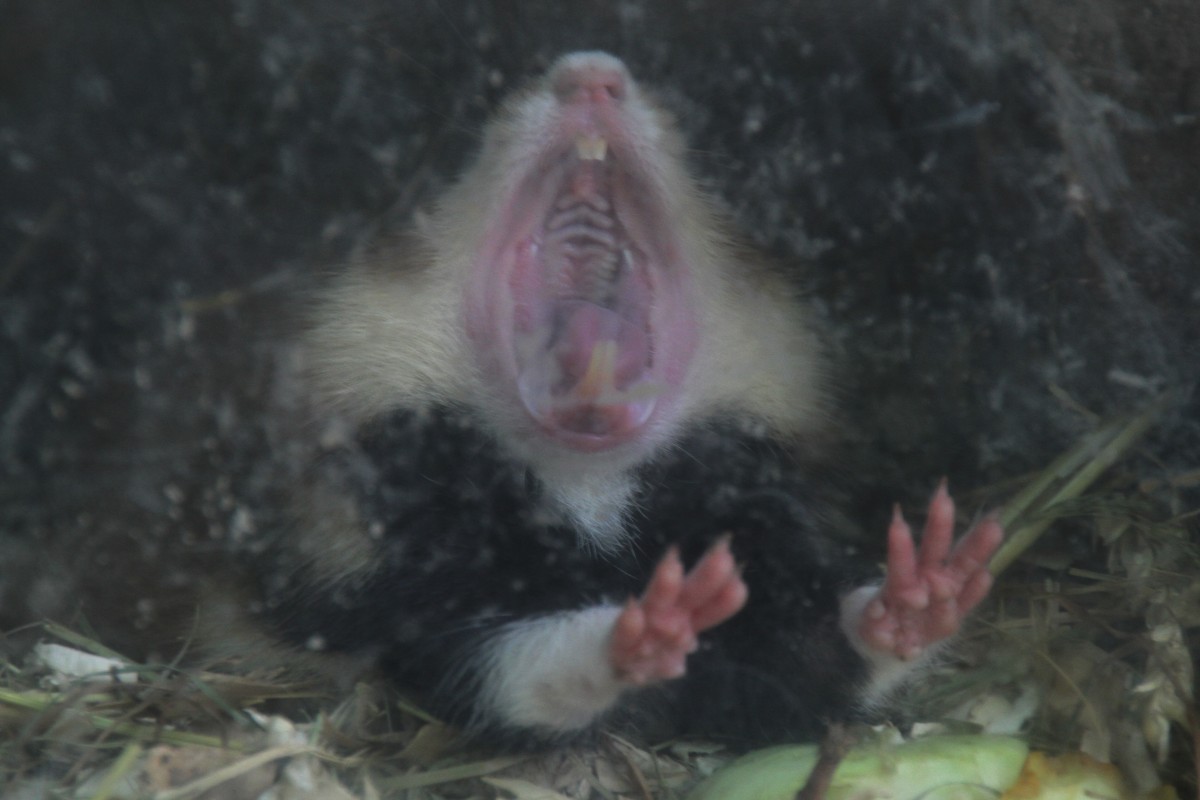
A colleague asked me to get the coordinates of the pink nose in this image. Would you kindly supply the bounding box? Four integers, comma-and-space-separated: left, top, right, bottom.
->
552, 61, 626, 106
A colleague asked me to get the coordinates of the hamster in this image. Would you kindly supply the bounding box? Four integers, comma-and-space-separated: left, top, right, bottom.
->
254, 51, 1002, 747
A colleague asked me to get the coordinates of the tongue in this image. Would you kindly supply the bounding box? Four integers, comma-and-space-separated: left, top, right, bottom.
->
516, 301, 657, 439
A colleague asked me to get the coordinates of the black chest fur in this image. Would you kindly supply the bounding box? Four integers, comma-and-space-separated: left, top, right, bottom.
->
261, 406, 873, 743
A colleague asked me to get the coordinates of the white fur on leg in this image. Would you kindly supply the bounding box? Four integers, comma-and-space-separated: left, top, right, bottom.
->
840, 585, 936, 707
481, 606, 627, 732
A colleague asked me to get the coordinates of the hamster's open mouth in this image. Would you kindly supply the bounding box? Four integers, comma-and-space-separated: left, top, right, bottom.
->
475, 133, 697, 452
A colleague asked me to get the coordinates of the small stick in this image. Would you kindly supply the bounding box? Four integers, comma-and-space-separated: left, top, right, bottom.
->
795, 723, 854, 800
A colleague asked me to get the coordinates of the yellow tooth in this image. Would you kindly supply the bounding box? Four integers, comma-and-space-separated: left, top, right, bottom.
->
576, 340, 617, 400
575, 134, 608, 162
569, 339, 664, 406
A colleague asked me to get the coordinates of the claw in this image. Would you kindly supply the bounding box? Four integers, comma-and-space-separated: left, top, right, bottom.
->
611, 538, 748, 685
857, 483, 1004, 659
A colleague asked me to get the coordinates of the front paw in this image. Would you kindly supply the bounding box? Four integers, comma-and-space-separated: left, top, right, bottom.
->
610, 537, 748, 685
857, 481, 1003, 661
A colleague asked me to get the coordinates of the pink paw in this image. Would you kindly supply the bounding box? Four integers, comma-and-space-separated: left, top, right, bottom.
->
858, 481, 1003, 661
610, 537, 748, 686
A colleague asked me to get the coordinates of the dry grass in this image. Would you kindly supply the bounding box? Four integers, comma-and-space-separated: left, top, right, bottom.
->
2, 400, 1196, 799
0, 643, 722, 798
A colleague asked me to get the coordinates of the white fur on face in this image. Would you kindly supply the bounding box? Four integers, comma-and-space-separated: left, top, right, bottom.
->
480, 605, 626, 733
306, 52, 827, 548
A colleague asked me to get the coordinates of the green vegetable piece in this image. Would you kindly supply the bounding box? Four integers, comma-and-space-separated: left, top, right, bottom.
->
689, 735, 1030, 800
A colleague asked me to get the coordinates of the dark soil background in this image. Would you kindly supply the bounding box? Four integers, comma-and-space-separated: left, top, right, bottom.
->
2, 0, 1198, 673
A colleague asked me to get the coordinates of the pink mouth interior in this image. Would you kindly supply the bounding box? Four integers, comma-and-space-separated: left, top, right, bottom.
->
509, 156, 661, 443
